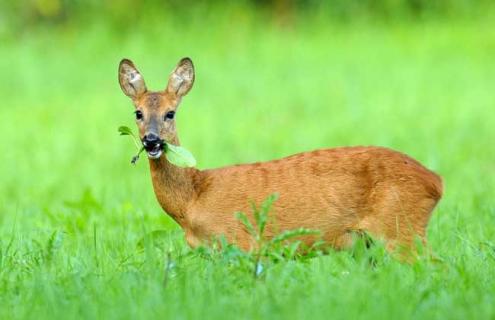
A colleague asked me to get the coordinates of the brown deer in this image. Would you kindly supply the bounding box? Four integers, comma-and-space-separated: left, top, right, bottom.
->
118, 57, 443, 257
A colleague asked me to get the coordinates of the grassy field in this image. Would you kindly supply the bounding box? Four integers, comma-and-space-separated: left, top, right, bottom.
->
1, 7, 494, 319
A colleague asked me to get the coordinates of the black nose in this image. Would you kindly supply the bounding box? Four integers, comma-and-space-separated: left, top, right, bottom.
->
143, 133, 160, 145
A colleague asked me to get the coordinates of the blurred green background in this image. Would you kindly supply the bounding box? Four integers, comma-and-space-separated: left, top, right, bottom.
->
1, 1, 494, 319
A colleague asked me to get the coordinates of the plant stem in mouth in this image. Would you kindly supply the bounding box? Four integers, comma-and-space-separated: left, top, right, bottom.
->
131, 147, 145, 165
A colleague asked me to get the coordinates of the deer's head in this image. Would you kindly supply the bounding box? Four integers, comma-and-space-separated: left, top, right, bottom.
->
118, 58, 195, 159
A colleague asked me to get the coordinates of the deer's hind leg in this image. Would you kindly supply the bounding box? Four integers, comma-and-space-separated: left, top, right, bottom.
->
359, 184, 439, 260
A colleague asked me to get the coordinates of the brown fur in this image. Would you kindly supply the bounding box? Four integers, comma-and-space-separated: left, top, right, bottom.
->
118, 58, 443, 256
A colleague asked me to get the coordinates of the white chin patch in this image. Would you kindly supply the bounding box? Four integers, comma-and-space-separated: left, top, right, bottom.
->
147, 149, 163, 159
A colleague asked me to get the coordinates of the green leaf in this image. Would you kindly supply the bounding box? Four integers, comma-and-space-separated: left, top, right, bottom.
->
235, 211, 256, 237
165, 143, 197, 168
270, 228, 320, 245
255, 193, 279, 236
118, 125, 133, 136
118, 125, 197, 167
118, 125, 142, 156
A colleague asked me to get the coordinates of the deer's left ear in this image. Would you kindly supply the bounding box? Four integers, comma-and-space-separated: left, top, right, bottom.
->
118, 59, 147, 99
166, 57, 195, 98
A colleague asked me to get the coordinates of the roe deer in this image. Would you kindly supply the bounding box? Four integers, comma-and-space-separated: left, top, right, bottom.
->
118, 57, 443, 257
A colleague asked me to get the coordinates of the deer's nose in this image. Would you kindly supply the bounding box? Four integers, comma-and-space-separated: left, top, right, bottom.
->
143, 133, 160, 145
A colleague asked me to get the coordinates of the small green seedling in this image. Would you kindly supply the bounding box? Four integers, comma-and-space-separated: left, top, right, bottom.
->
118, 126, 196, 167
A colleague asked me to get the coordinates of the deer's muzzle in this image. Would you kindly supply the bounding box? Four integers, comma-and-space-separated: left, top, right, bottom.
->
142, 133, 164, 159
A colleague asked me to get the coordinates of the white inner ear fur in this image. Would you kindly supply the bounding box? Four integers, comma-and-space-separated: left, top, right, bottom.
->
129, 70, 139, 80
121, 66, 146, 97
128, 71, 143, 87
170, 73, 185, 93
179, 66, 193, 81
169, 65, 193, 96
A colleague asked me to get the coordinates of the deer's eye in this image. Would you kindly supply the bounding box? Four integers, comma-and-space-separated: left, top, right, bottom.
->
135, 110, 143, 120
165, 111, 175, 120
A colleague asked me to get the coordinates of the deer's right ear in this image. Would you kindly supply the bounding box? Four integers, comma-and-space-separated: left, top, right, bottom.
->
118, 59, 147, 99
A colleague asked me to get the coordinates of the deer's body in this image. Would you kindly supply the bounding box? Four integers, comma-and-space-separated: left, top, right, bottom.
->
150, 144, 442, 251
118, 58, 443, 255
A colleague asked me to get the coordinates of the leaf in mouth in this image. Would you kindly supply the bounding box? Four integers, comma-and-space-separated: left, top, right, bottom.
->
118, 125, 196, 167
118, 126, 141, 150
165, 143, 197, 168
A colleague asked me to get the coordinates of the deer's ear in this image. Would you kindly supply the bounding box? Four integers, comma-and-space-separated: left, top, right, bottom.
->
118, 59, 147, 99
166, 58, 195, 98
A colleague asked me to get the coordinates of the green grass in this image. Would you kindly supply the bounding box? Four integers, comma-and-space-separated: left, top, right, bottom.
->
1, 9, 495, 319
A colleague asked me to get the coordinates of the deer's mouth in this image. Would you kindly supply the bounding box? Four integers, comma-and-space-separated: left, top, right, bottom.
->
143, 142, 164, 159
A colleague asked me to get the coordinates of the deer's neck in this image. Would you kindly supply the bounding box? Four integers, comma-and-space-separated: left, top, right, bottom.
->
148, 137, 200, 226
